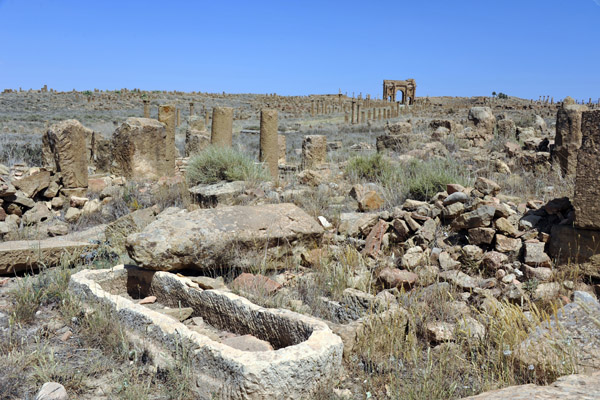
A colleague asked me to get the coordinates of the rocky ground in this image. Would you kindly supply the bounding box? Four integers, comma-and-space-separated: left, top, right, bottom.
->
1, 90, 600, 399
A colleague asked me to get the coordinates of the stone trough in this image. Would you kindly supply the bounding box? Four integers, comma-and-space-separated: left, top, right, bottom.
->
69, 264, 343, 399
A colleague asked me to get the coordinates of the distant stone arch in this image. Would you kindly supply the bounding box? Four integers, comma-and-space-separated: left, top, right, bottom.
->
383, 79, 416, 105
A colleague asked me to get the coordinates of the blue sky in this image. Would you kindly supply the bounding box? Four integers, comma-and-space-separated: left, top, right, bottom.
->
0, 0, 598, 100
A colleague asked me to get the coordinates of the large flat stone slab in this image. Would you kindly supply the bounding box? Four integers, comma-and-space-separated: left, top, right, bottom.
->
126, 203, 323, 271
69, 265, 342, 399
462, 371, 600, 399
0, 237, 96, 274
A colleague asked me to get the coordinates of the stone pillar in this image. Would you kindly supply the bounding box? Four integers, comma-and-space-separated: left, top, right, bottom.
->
205, 110, 210, 127
574, 110, 600, 229
43, 120, 89, 188
360, 111, 365, 123
259, 109, 279, 180
357, 104, 361, 123
143, 100, 150, 118
554, 98, 588, 177
176, 108, 181, 127
302, 135, 327, 169
351, 100, 357, 124
211, 107, 233, 147
311, 100, 315, 117
189, 102, 195, 116
344, 113, 349, 124
158, 104, 177, 172
278, 134, 286, 165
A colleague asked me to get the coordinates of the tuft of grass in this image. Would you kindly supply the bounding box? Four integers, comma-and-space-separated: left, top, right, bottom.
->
346, 153, 396, 183
403, 158, 471, 201
186, 145, 269, 186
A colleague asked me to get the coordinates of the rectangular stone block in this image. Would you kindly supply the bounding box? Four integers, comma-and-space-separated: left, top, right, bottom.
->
574, 110, 600, 229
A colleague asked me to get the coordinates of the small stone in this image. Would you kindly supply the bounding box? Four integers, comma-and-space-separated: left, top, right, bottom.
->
443, 191, 468, 206
317, 216, 332, 229
474, 177, 500, 196
468, 227, 495, 245
495, 234, 522, 254
35, 382, 68, 400
523, 242, 551, 267
482, 251, 508, 271
358, 191, 384, 211
64, 207, 81, 223
446, 183, 465, 195
231, 273, 282, 294
60, 330, 72, 341
160, 307, 194, 321
377, 267, 418, 290
495, 217, 518, 236
426, 321, 455, 343
69, 196, 89, 208
139, 296, 157, 305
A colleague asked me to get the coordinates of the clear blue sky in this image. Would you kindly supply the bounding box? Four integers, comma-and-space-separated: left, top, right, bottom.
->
0, 0, 598, 100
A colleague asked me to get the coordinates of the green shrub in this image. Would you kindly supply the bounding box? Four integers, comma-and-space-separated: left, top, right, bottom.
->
346, 153, 395, 183
403, 158, 471, 201
186, 145, 269, 186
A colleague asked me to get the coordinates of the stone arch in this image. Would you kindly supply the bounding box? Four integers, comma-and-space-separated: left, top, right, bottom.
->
383, 79, 416, 105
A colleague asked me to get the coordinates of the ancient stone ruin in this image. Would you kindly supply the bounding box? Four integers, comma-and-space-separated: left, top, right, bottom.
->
383, 79, 416, 104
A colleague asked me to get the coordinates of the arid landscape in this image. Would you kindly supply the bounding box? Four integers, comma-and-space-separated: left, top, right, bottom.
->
1, 85, 600, 399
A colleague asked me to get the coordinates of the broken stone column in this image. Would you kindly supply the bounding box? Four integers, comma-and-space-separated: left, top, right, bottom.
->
189, 102, 195, 116
211, 107, 233, 147
278, 135, 286, 165
111, 118, 173, 179
357, 104, 361, 123
43, 120, 90, 188
360, 111, 365, 123
573, 110, 600, 229
158, 104, 177, 170
311, 100, 315, 117
344, 113, 349, 124
554, 97, 588, 177
302, 135, 327, 169
351, 100, 357, 124
176, 108, 181, 127
185, 116, 210, 157
205, 110, 210, 127
259, 109, 279, 180
143, 100, 150, 118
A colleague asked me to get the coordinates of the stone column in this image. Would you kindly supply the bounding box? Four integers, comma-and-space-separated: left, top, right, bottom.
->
176, 108, 181, 127
189, 102, 195, 116
278, 134, 286, 165
311, 100, 315, 117
143, 100, 150, 118
344, 113, 349, 124
378, 109, 382, 121
360, 110, 365, 123
205, 110, 210, 127
259, 109, 279, 180
357, 104, 361, 123
574, 110, 600, 229
351, 100, 357, 124
211, 107, 233, 147
158, 104, 177, 173
302, 135, 327, 169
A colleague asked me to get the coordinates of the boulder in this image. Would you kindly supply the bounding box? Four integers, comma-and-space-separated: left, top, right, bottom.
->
188, 180, 246, 208
43, 119, 89, 188
0, 238, 95, 274
105, 207, 158, 253
451, 205, 495, 230
126, 203, 324, 271
517, 291, 600, 374
12, 170, 52, 198
377, 267, 418, 290
35, 382, 68, 400
468, 107, 496, 137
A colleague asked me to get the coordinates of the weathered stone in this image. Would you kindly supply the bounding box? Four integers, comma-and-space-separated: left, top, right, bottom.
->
0, 238, 95, 274
462, 371, 600, 399
468, 107, 496, 137
13, 170, 52, 198
0, 177, 16, 197
446, 184, 465, 195
231, 273, 282, 295
338, 212, 378, 237
451, 205, 495, 230
377, 267, 418, 290
439, 270, 478, 290
105, 207, 158, 253
259, 109, 279, 179
474, 177, 500, 196
22, 202, 52, 225
443, 191, 468, 206
523, 241, 551, 267
127, 204, 324, 271
438, 251, 461, 270
481, 251, 509, 271
302, 135, 327, 169
211, 107, 234, 147
574, 110, 600, 229
358, 190, 384, 211
494, 217, 517, 236
518, 291, 600, 375
185, 130, 210, 157
392, 218, 411, 241
401, 246, 426, 269
43, 120, 89, 188
158, 104, 177, 166
495, 234, 522, 255
385, 121, 412, 135
554, 104, 588, 177
426, 321, 455, 343
362, 219, 388, 257
111, 118, 173, 180
532, 282, 561, 302
222, 334, 274, 352
188, 181, 246, 208
160, 307, 194, 322
443, 202, 465, 219
496, 119, 516, 138
549, 224, 600, 264
468, 227, 495, 245
35, 382, 68, 400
